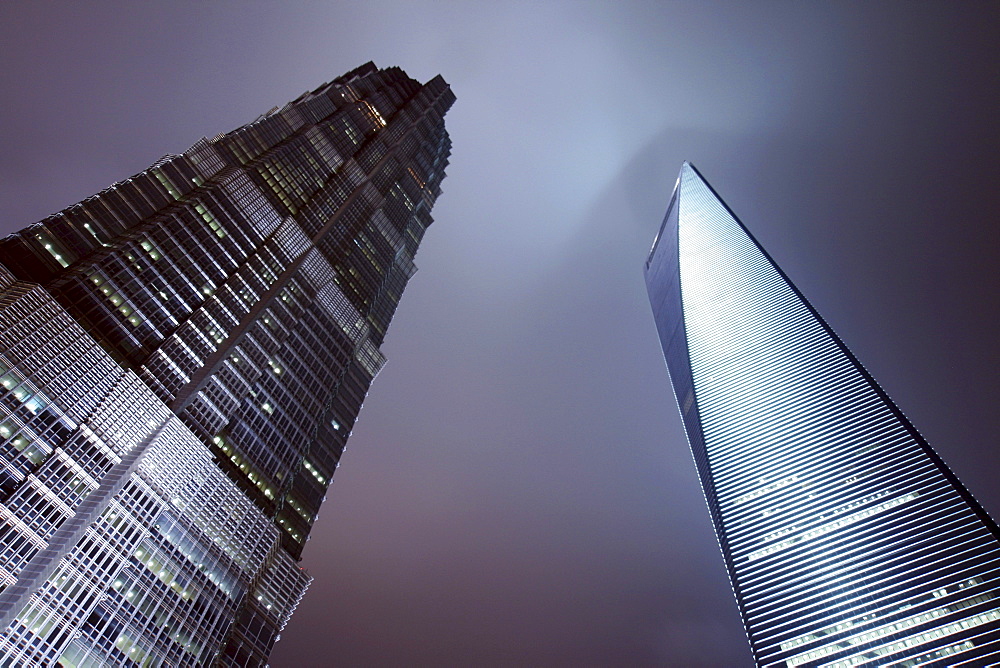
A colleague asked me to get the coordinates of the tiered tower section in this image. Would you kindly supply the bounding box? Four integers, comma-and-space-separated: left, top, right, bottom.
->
0, 62, 453, 666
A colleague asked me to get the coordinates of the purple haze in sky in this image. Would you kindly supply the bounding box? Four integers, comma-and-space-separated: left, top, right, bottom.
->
2, 2, 1000, 665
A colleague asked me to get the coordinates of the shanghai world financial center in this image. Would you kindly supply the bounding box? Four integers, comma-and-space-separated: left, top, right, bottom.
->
0, 63, 453, 666
646, 163, 1000, 666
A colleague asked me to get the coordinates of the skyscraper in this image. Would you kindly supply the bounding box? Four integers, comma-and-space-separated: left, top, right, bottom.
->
645, 163, 1000, 667
0, 62, 453, 667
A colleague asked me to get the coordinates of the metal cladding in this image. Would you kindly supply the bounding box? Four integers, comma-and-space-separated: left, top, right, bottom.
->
645, 163, 1000, 667
0, 62, 453, 666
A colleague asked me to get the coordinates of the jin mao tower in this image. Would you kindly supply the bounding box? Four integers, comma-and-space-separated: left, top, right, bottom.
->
645, 163, 1000, 667
0, 62, 453, 666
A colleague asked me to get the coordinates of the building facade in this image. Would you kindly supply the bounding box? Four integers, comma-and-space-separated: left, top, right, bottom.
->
0, 62, 453, 666
645, 163, 1000, 667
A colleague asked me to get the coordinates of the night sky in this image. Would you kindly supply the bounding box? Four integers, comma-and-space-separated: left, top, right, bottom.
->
3, 2, 1000, 666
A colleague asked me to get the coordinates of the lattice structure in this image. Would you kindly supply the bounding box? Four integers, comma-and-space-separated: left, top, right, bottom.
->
0, 62, 453, 666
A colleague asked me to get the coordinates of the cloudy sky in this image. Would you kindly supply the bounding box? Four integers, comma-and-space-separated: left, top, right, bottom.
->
3, 2, 1000, 665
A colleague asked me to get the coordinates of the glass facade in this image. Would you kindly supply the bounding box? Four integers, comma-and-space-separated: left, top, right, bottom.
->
645, 163, 1000, 667
0, 62, 453, 666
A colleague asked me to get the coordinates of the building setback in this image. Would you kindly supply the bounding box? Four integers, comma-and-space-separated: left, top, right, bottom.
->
0, 62, 453, 666
645, 163, 1000, 667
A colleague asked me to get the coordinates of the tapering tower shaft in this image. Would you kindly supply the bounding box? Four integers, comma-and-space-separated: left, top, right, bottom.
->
646, 163, 1000, 667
